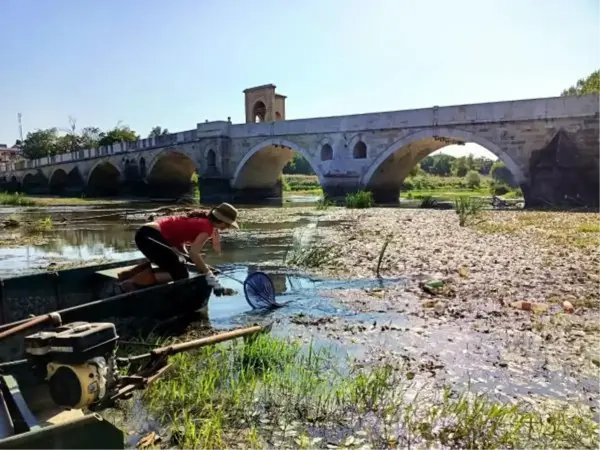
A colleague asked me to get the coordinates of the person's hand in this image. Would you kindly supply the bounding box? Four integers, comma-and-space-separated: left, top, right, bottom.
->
205, 272, 223, 290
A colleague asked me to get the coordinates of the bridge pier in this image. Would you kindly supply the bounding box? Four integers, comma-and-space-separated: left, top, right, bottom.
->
144, 182, 195, 200
22, 184, 50, 196
322, 176, 399, 205
321, 175, 362, 203
524, 128, 599, 208
370, 187, 401, 205
50, 184, 84, 196
233, 179, 283, 206
198, 178, 285, 206
84, 185, 120, 197
198, 178, 232, 205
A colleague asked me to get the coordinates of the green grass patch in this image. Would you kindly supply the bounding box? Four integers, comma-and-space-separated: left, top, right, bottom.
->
403, 189, 489, 200
455, 196, 486, 227
401, 174, 523, 202
143, 334, 599, 449
345, 190, 374, 208
578, 223, 600, 233
283, 174, 321, 192
27, 217, 54, 233
0, 192, 37, 206
315, 197, 334, 210
286, 239, 338, 268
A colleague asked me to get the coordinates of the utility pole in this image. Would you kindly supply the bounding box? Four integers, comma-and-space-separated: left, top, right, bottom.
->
17, 113, 23, 142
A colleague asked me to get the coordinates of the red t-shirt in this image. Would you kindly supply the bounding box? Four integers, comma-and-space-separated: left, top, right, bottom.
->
157, 216, 214, 250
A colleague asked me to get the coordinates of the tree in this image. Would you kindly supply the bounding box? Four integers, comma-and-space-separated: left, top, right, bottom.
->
283, 154, 315, 175
21, 128, 62, 159
475, 156, 494, 175
466, 153, 475, 170
561, 70, 600, 96
98, 125, 139, 147
56, 133, 81, 154
149, 126, 169, 138
408, 164, 422, 177
80, 127, 102, 149
13, 140, 22, 148
420, 154, 456, 176
465, 170, 481, 188
491, 160, 517, 187
453, 156, 469, 177
430, 154, 454, 176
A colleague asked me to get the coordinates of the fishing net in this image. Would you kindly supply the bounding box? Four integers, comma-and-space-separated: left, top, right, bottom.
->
243, 272, 282, 309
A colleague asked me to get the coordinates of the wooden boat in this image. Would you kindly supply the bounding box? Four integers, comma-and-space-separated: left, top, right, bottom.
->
0, 258, 213, 365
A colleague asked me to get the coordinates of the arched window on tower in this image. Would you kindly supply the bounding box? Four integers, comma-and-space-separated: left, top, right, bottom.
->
207, 149, 216, 168
252, 101, 267, 123
353, 141, 367, 159
321, 144, 333, 161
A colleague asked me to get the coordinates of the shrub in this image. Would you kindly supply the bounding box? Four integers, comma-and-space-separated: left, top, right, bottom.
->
345, 190, 374, 208
491, 182, 510, 196
465, 170, 481, 189
455, 196, 485, 227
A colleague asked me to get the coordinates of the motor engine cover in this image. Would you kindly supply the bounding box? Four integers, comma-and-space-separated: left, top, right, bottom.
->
25, 322, 118, 365
46, 357, 110, 409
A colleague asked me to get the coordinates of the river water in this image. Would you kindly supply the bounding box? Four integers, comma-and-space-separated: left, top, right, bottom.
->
0, 200, 596, 425
0, 200, 396, 331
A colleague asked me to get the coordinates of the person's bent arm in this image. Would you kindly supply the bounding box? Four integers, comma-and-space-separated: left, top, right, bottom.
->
189, 232, 211, 274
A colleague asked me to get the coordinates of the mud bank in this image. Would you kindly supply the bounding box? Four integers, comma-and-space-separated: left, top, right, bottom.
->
269, 208, 599, 409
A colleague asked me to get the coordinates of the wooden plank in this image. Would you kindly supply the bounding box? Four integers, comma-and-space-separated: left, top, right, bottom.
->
95, 264, 159, 280
96, 262, 204, 280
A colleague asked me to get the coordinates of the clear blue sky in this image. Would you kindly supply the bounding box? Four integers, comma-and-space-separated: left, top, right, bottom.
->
1, 0, 598, 159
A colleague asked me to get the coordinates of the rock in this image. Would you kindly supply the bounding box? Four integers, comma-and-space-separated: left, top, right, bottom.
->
510, 301, 548, 313
3, 218, 20, 228
587, 273, 599, 283
421, 299, 439, 308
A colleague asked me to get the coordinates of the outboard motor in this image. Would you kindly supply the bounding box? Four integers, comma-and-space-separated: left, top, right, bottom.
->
23, 322, 119, 409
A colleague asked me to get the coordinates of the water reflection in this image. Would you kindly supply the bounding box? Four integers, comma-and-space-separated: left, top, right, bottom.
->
0, 205, 308, 277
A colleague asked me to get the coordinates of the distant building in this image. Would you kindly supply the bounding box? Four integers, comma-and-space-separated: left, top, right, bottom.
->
0, 144, 21, 164
0, 144, 22, 173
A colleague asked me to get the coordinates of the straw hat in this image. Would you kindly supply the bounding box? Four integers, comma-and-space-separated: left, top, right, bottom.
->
211, 203, 239, 229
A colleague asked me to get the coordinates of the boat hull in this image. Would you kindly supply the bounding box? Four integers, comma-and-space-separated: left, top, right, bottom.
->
0, 258, 212, 364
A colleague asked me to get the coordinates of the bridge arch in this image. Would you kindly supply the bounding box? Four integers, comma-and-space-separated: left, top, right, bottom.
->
49, 167, 84, 195
231, 138, 323, 189
361, 128, 526, 198
8, 175, 19, 192
146, 148, 199, 198
86, 161, 122, 196
21, 170, 48, 195
49, 168, 68, 194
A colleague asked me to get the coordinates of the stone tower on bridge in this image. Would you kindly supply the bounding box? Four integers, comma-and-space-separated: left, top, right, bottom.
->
243, 84, 286, 123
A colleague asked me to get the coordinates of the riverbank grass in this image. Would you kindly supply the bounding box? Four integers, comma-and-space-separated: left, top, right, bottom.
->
144, 334, 598, 449
345, 190, 374, 208
475, 211, 600, 249
0, 192, 37, 206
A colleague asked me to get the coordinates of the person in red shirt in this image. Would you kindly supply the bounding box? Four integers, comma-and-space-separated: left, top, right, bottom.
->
117, 202, 239, 293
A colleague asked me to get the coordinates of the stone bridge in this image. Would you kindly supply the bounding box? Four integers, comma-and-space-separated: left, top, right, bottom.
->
1, 84, 598, 207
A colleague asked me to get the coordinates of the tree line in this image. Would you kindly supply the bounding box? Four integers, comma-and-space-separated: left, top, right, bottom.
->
13, 119, 170, 160
560, 69, 599, 96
